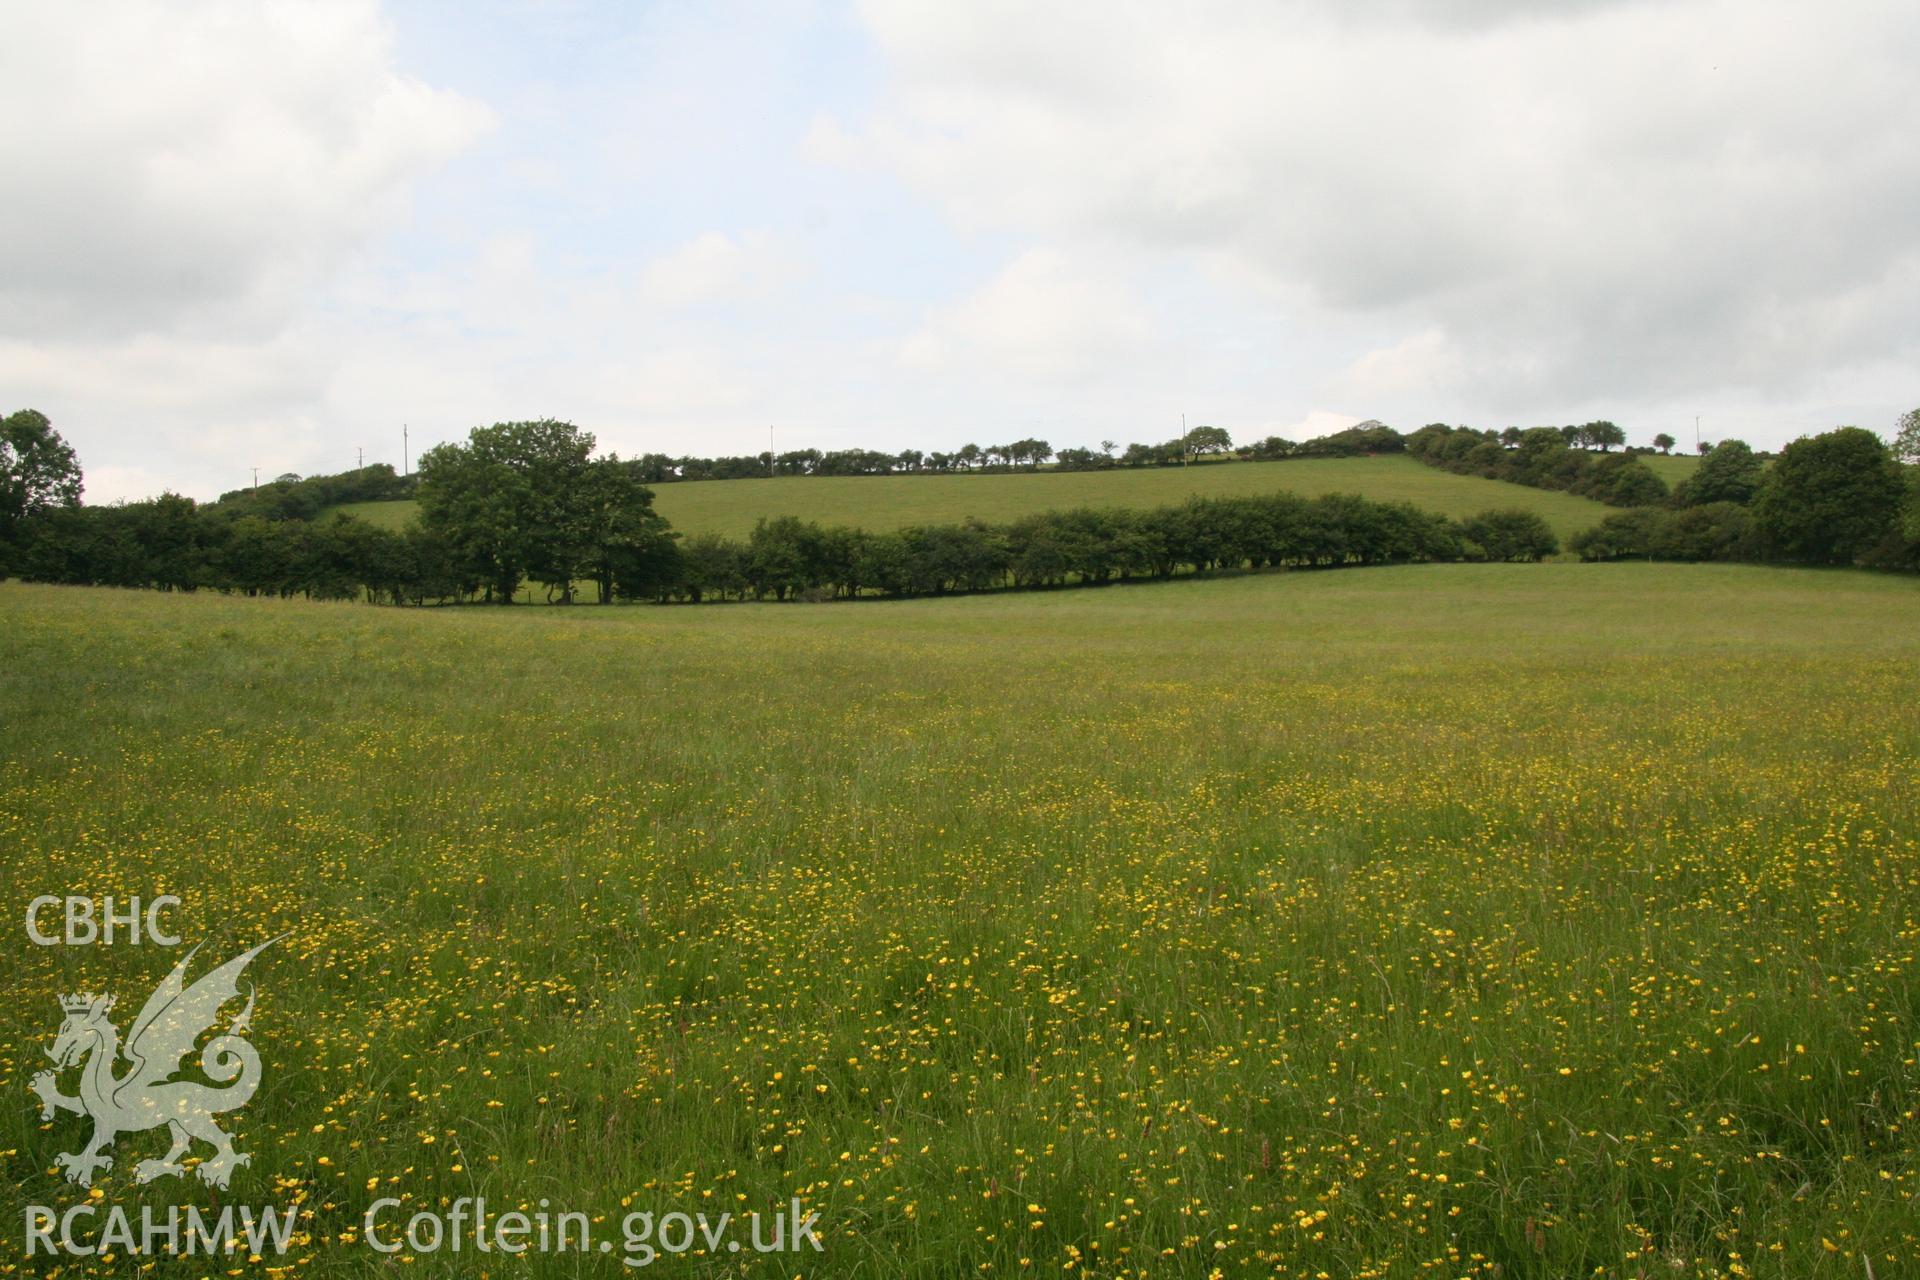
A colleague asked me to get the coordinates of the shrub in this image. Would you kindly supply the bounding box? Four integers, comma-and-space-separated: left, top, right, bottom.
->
1460, 509, 1559, 562
1673, 440, 1764, 507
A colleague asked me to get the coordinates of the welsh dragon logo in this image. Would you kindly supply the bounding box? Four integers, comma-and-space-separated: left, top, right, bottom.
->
30, 937, 282, 1190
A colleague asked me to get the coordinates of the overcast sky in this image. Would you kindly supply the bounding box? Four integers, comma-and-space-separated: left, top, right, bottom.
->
4, 0, 1917, 503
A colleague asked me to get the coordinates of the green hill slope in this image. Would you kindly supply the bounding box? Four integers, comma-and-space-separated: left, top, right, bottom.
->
325, 499, 417, 529
326, 455, 1616, 540
1638, 454, 1699, 485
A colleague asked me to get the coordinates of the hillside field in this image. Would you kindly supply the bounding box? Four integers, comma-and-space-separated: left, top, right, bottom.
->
1638, 454, 1701, 485
327, 454, 1616, 541
2, 565, 1916, 1278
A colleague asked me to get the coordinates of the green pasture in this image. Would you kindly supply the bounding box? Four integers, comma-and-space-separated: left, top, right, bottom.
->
325, 455, 1617, 541
1637, 453, 1700, 485
2, 564, 1915, 1277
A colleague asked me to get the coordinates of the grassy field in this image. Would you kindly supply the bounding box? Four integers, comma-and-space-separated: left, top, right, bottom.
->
1638, 454, 1701, 485
2, 566, 1916, 1277
324, 498, 416, 529
328, 455, 1617, 541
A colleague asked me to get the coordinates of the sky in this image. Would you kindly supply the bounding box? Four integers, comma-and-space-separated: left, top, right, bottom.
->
3, 0, 1917, 503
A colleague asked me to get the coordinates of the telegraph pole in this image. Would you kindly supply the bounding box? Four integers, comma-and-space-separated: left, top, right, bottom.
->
357, 446, 364, 470
1694, 415, 1701, 452
251, 466, 259, 491
1182, 413, 1189, 466
769, 425, 775, 478
403, 424, 409, 477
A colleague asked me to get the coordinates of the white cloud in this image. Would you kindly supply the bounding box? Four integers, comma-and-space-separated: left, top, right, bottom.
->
9, 1, 1915, 503
0, 0, 491, 498
0, 0, 490, 341
636, 232, 807, 311
1330, 330, 1471, 402
835, 0, 1920, 411
899, 249, 1154, 383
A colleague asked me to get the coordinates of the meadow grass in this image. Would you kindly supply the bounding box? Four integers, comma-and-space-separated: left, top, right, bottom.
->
323, 498, 415, 529
1, 564, 1916, 1278
326, 455, 1616, 541
1638, 454, 1701, 485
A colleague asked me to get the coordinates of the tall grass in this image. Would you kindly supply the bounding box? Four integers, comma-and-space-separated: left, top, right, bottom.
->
1, 563, 1915, 1277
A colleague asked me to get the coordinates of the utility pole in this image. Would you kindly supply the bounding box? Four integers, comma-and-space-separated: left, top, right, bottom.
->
769, 425, 775, 478
403, 424, 409, 477
251, 466, 259, 491
1694, 415, 1701, 452
357, 446, 364, 470
1182, 413, 1189, 466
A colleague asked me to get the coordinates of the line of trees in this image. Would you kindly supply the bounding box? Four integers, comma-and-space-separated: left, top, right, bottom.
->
0, 413, 450, 599
212, 464, 416, 521
1570, 427, 1919, 569
3, 413, 1569, 603
1050, 421, 1413, 470
605, 418, 1638, 481
621, 437, 1061, 482
1, 482, 1563, 607
1234, 420, 1407, 462
1405, 422, 1672, 506
665, 497, 1556, 603
515, 419, 1421, 481
8, 495, 458, 601
0, 417, 679, 604
6, 411, 1915, 604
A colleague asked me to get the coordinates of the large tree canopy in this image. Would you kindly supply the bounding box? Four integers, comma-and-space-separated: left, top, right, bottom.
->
1184, 425, 1233, 456
1753, 427, 1905, 565
1673, 439, 1765, 508
1, 409, 83, 521
417, 419, 673, 603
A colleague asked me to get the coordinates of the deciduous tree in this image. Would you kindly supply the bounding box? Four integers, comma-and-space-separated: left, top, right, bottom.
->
1673, 440, 1763, 507
417, 419, 596, 603
1, 409, 82, 521
1893, 407, 1920, 464
1753, 427, 1905, 564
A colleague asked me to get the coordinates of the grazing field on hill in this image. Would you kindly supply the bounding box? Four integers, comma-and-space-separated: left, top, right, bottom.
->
325, 497, 415, 529
325, 455, 1616, 540
3, 565, 1916, 1278
1639, 453, 1701, 485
